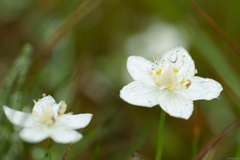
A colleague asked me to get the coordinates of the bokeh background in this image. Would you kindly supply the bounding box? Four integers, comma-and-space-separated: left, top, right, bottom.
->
0, 0, 240, 159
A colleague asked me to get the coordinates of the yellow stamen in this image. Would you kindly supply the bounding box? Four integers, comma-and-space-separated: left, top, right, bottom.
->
180, 78, 185, 85
156, 69, 162, 76
154, 80, 160, 86
167, 86, 173, 91
173, 68, 178, 73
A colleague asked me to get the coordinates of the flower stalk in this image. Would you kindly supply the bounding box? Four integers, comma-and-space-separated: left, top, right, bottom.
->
48, 138, 52, 160
155, 110, 166, 160
190, 104, 200, 159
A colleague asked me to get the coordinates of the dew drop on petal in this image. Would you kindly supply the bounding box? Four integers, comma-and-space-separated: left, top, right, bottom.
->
170, 53, 177, 63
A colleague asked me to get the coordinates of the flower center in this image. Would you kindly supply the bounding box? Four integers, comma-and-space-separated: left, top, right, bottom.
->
32, 101, 56, 126
39, 106, 55, 125
31, 95, 68, 126
147, 52, 195, 91
161, 66, 177, 87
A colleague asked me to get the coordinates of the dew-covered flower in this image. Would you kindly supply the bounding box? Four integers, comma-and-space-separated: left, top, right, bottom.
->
120, 47, 223, 119
3, 95, 92, 143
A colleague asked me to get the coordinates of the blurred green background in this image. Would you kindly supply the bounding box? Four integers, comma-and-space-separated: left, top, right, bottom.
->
0, 0, 240, 159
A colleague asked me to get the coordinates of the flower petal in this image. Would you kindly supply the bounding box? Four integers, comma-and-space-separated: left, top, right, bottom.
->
50, 126, 83, 143
127, 56, 153, 83
186, 76, 223, 101
19, 125, 50, 143
158, 90, 193, 119
32, 95, 56, 115
52, 101, 63, 118
3, 106, 39, 127
57, 113, 93, 129
160, 47, 195, 78
120, 81, 160, 107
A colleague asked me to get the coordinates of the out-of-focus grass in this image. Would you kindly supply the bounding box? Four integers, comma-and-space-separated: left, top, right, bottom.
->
0, 43, 32, 160
0, 0, 240, 159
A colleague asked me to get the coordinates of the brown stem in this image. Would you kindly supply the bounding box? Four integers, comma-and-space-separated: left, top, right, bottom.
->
62, 128, 84, 160
128, 150, 140, 160
194, 119, 240, 160
187, 0, 240, 56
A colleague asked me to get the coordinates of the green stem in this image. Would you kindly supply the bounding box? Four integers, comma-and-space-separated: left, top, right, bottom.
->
190, 105, 200, 159
190, 129, 200, 159
48, 138, 52, 160
90, 140, 102, 160
235, 138, 240, 157
155, 110, 166, 160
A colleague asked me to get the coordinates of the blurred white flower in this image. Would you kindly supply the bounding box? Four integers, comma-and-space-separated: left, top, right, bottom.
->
125, 22, 189, 58
3, 95, 92, 143
120, 47, 223, 119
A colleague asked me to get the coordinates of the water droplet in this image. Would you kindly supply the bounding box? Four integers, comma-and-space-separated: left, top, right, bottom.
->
218, 95, 221, 100
170, 54, 178, 63
194, 69, 198, 74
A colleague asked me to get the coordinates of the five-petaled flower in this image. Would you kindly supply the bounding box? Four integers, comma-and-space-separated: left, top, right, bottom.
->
120, 47, 223, 119
3, 95, 92, 143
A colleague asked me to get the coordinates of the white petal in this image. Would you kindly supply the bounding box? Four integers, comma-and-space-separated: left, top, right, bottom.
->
3, 106, 39, 127
39, 95, 56, 106
56, 101, 68, 116
158, 90, 193, 119
160, 47, 195, 77
186, 76, 223, 101
19, 125, 50, 143
32, 95, 56, 115
127, 56, 153, 83
50, 126, 82, 143
52, 102, 62, 119
57, 113, 92, 129
120, 81, 160, 107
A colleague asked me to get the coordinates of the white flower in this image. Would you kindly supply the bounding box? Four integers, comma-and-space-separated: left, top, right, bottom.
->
120, 47, 223, 119
125, 22, 189, 58
3, 95, 92, 143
